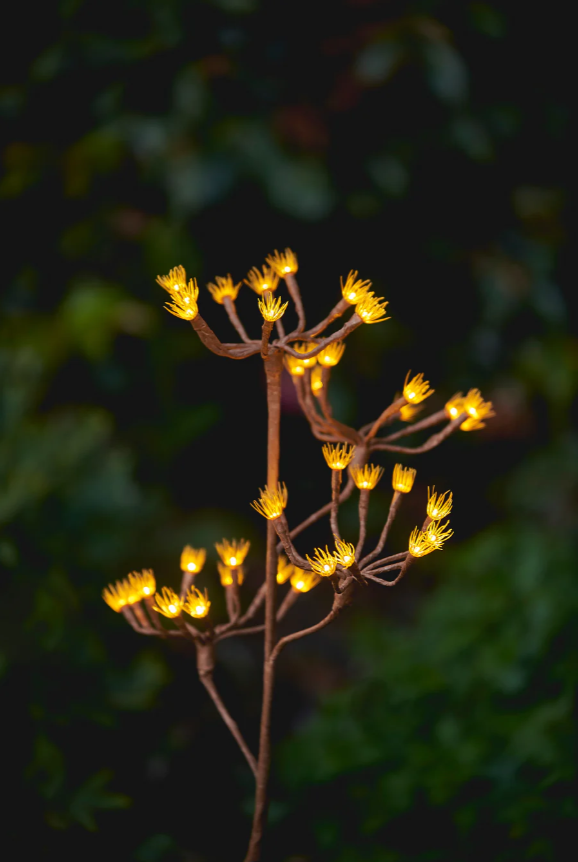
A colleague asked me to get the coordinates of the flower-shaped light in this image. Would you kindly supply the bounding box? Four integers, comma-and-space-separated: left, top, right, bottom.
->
207, 274, 241, 304
258, 293, 289, 322
356, 293, 389, 324
334, 540, 355, 568
403, 371, 434, 404
400, 403, 423, 422
461, 389, 494, 431
284, 355, 306, 377
306, 547, 337, 577
392, 463, 416, 494
183, 586, 211, 619
157, 265, 197, 296
218, 562, 245, 587
322, 442, 356, 471
266, 248, 298, 276
350, 463, 384, 490
340, 270, 372, 305
163, 276, 199, 320
128, 569, 156, 599
153, 587, 183, 618
102, 581, 132, 612
244, 265, 280, 295
251, 483, 288, 520
215, 539, 250, 568
290, 569, 321, 593
408, 528, 436, 558
310, 366, 324, 394
180, 546, 206, 574
424, 519, 453, 549
276, 555, 294, 585
293, 342, 318, 368
317, 341, 346, 367
445, 392, 465, 420
427, 487, 453, 520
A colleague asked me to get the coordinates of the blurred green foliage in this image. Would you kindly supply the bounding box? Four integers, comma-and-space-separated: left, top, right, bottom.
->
0, 0, 574, 860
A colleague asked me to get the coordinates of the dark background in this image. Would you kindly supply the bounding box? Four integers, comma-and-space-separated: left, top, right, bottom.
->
1, 1, 576, 860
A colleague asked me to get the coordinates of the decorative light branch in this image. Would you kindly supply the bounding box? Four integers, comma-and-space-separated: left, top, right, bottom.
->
103, 251, 494, 861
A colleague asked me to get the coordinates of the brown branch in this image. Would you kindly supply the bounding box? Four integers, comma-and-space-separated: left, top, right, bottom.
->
359, 491, 402, 568
277, 474, 356, 548
363, 565, 405, 584
284, 273, 306, 333
361, 550, 407, 573
303, 297, 350, 338
237, 581, 266, 627
223, 296, 253, 343
365, 396, 406, 440
216, 623, 265, 642
276, 587, 299, 620
379, 409, 447, 442
282, 315, 362, 359
273, 515, 313, 570
261, 320, 274, 358
121, 606, 158, 635
356, 489, 370, 557
370, 415, 464, 453
330, 470, 342, 541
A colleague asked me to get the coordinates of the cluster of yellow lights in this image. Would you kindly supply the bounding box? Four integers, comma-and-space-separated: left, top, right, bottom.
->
350, 463, 384, 490
158, 265, 199, 321
322, 442, 356, 471
356, 292, 390, 324
207, 274, 241, 304
290, 569, 320, 593
293, 342, 318, 368
284, 354, 306, 377
334, 540, 355, 568
425, 519, 453, 549
244, 265, 280, 295
128, 569, 156, 598
251, 482, 288, 520
103, 570, 157, 612
183, 585, 211, 619
266, 248, 298, 276
461, 388, 495, 431
215, 538, 250, 568
408, 520, 453, 557
403, 371, 434, 404
218, 562, 245, 587
310, 366, 324, 394
153, 586, 183, 618
427, 487, 453, 520
180, 545, 206, 574
306, 547, 337, 577
400, 403, 423, 422
392, 463, 417, 494
276, 555, 294, 585
340, 270, 372, 305
317, 341, 346, 367
445, 392, 465, 420
258, 292, 289, 322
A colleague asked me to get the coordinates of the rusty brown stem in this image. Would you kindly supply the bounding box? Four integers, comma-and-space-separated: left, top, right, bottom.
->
370, 415, 465, 453
331, 470, 342, 541
379, 409, 447, 442
356, 489, 370, 557
284, 273, 306, 333
282, 315, 362, 359
366, 396, 406, 440
223, 296, 253, 343
144, 596, 167, 635
121, 606, 156, 635
276, 587, 299, 620
318, 367, 334, 418
216, 623, 266, 642
237, 581, 267, 626
303, 297, 350, 338
278, 474, 355, 548
359, 491, 402, 568
273, 514, 312, 570
261, 319, 274, 358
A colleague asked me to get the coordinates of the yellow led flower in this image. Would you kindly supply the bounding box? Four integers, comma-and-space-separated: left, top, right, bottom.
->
266, 248, 298, 276
322, 442, 356, 471
157, 265, 198, 298
306, 547, 337, 577
340, 271, 372, 305
128, 569, 156, 599
103, 581, 131, 612
293, 342, 318, 368
180, 546, 206, 574
284, 354, 306, 377
164, 277, 199, 321
244, 265, 280, 295
277, 555, 294, 585
291, 569, 321, 593
207, 274, 241, 304
427, 487, 453, 520
403, 371, 434, 404
217, 562, 245, 587
349, 463, 384, 490
215, 539, 250, 568
461, 389, 494, 430
318, 341, 346, 367
355, 293, 389, 324
153, 586, 183, 618
310, 366, 324, 394
258, 293, 289, 322
251, 482, 288, 520
392, 463, 417, 493
408, 527, 436, 558
400, 403, 423, 422
334, 540, 355, 568
424, 519, 453, 549
183, 586, 211, 619
445, 392, 465, 420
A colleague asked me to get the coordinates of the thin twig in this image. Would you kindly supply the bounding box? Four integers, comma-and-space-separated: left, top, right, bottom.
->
330, 470, 342, 541
223, 296, 253, 343
356, 489, 370, 557
359, 491, 402, 568
284, 273, 306, 333
370, 415, 464, 453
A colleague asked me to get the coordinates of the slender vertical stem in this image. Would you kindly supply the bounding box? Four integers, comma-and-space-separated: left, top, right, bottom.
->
330, 470, 342, 541
356, 489, 370, 557
244, 349, 282, 862
285, 273, 306, 332
359, 491, 402, 568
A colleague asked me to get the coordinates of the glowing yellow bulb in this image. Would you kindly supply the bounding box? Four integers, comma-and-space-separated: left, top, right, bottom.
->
126, 569, 156, 601
183, 586, 211, 619
317, 341, 346, 367
427, 487, 453, 520
158, 267, 199, 321
293, 342, 318, 367
334, 540, 355, 568
284, 355, 306, 377
392, 463, 417, 494
322, 442, 356, 471
266, 248, 298, 276
215, 539, 250, 567
251, 483, 288, 520
424, 519, 453, 549
153, 587, 183, 618
340, 271, 372, 305
444, 393, 465, 419
290, 569, 321, 593
349, 463, 384, 490
403, 371, 434, 404
277, 555, 294, 584
244, 265, 280, 295
258, 292, 289, 321
311, 366, 324, 394
207, 274, 242, 304
180, 546, 206, 574
460, 389, 494, 431
306, 547, 337, 577
355, 293, 389, 324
